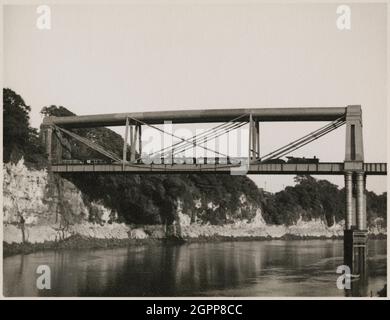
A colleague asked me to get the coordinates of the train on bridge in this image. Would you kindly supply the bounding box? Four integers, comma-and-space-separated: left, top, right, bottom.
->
262, 156, 319, 164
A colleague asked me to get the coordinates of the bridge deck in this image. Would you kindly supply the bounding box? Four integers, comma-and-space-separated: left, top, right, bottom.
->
51, 162, 387, 175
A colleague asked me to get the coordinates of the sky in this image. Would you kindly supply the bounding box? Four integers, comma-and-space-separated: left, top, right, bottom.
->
3, 2, 387, 193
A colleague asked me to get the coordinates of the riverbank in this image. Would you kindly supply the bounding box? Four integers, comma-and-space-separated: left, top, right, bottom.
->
3, 213, 386, 257
3, 231, 386, 258
4, 209, 387, 257
3, 235, 158, 258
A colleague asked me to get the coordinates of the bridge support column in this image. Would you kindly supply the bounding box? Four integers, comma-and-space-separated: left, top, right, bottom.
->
345, 171, 353, 230
344, 229, 367, 277
343, 105, 367, 277
356, 172, 366, 230
344, 172, 367, 277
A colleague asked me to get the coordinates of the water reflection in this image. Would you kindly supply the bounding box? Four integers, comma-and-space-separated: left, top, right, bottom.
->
3, 240, 386, 297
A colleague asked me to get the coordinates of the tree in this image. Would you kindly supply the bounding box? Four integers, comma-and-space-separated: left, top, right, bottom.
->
3, 88, 31, 162
41, 105, 75, 117
3, 88, 45, 164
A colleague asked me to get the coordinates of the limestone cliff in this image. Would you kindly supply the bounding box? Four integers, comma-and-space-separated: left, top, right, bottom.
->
3, 159, 129, 243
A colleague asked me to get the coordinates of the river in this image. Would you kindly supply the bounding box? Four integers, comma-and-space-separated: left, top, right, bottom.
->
3, 239, 386, 297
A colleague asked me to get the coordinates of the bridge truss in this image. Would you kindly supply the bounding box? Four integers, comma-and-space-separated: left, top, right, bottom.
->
51, 112, 349, 168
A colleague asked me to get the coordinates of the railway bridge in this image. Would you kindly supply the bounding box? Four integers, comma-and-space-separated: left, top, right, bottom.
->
41, 105, 387, 278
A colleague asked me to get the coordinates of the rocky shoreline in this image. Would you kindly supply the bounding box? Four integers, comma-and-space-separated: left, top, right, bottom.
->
3, 230, 386, 258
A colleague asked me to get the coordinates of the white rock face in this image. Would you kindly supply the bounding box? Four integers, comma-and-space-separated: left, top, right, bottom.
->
70, 222, 130, 239
178, 208, 344, 239
3, 159, 90, 225
3, 222, 131, 243
27, 225, 70, 243
177, 200, 191, 226
369, 218, 387, 235
130, 228, 148, 239
286, 217, 344, 237
3, 224, 70, 244
3, 225, 24, 243
3, 160, 49, 225
3, 160, 130, 243
250, 209, 267, 227
179, 217, 344, 239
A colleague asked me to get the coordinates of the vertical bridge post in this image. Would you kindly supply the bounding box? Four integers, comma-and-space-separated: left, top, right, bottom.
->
123, 118, 142, 167
40, 125, 53, 170
249, 114, 260, 162
138, 124, 142, 158
130, 124, 135, 162
123, 117, 129, 168
343, 105, 367, 277
46, 127, 53, 166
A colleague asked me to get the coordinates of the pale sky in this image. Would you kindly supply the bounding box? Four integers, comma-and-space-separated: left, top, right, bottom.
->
3, 2, 387, 193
